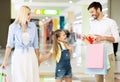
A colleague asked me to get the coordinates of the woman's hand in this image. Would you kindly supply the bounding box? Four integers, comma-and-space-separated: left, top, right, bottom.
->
1, 47, 11, 70
1, 61, 6, 69
38, 52, 52, 64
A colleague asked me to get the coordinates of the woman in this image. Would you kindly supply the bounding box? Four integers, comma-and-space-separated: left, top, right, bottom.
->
1, 6, 40, 82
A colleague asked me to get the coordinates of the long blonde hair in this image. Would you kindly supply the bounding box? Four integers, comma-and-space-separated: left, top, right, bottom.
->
52, 29, 62, 61
14, 6, 31, 24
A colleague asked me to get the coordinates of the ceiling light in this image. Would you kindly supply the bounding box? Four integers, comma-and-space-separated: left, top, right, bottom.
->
29, 0, 32, 2
42, 19, 45, 22
69, 0, 73, 4
76, 16, 82, 19
38, 21, 43, 26
34, 9, 41, 15
74, 20, 82, 24
45, 17, 48, 19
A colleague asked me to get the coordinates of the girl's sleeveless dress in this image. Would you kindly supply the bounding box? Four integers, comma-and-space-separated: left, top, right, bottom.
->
11, 32, 40, 82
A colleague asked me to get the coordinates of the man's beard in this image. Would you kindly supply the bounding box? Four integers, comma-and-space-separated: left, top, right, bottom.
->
94, 12, 99, 19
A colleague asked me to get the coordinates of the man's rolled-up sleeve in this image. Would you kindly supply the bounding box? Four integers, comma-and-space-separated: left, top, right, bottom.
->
111, 20, 120, 43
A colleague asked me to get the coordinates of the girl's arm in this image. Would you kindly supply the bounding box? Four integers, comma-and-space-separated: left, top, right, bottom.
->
1, 47, 11, 69
69, 47, 72, 57
35, 49, 39, 59
35, 49, 41, 66
39, 52, 52, 64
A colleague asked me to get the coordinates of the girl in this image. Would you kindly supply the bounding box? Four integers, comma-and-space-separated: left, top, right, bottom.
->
40, 29, 73, 82
1, 6, 40, 82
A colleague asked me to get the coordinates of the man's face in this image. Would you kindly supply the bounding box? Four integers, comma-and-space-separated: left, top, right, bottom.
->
89, 7, 99, 19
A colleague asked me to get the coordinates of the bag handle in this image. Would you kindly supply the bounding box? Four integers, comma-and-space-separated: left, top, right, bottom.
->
0, 68, 7, 76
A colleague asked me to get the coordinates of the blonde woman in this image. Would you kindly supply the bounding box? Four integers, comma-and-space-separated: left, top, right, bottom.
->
1, 6, 40, 82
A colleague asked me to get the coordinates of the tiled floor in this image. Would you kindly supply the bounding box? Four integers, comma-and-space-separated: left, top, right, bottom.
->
0, 43, 120, 82
39, 58, 120, 82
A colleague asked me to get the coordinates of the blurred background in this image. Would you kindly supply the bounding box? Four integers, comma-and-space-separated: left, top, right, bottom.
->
0, 0, 120, 82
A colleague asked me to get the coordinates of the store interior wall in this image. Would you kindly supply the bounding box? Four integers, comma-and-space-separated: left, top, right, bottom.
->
109, 0, 120, 31
0, 0, 10, 48
0, 0, 120, 48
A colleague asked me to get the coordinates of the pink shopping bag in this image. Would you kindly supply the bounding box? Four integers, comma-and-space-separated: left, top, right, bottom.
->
85, 48, 107, 75
86, 44, 104, 68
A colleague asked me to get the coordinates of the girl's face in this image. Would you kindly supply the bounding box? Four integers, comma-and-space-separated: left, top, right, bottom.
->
58, 31, 67, 42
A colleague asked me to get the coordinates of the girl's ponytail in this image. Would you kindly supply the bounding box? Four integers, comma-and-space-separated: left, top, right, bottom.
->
52, 29, 61, 61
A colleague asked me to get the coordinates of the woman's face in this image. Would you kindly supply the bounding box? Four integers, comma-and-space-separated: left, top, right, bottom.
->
26, 10, 31, 22
58, 31, 67, 42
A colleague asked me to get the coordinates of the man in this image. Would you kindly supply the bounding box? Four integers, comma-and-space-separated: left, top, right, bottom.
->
87, 2, 120, 82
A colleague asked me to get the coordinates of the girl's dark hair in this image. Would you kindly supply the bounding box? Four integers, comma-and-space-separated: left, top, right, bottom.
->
88, 2, 102, 11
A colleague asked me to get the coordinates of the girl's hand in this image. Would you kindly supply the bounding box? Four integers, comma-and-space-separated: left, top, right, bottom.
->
67, 45, 72, 51
38, 60, 40, 66
64, 42, 72, 50
81, 35, 87, 41
38, 56, 41, 66
64, 42, 73, 57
